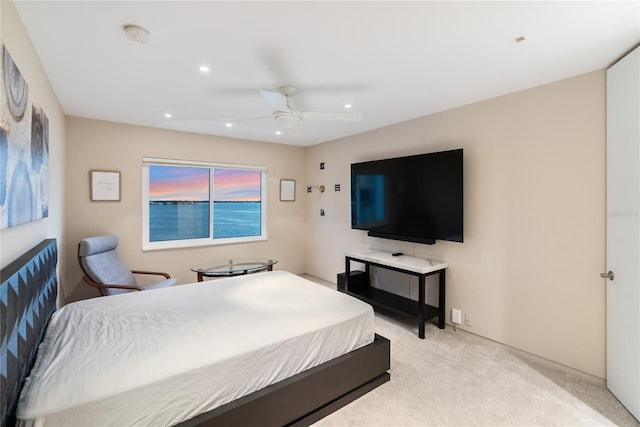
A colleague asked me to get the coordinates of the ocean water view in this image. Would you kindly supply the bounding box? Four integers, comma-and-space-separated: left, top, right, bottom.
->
149, 201, 261, 241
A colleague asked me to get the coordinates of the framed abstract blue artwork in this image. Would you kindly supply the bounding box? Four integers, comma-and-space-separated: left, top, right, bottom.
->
0, 45, 49, 229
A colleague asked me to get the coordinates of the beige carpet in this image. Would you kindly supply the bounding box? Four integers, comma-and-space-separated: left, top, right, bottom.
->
304, 276, 639, 427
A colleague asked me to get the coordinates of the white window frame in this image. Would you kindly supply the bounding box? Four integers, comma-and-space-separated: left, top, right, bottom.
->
142, 157, 268, 251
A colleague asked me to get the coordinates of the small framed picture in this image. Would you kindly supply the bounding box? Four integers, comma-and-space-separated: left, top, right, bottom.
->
280, 179, 295, 201
91, 170, 121, 201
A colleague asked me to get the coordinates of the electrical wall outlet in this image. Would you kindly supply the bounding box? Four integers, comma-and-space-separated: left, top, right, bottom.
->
465, 313, 473, 326
452, 308, 462, 325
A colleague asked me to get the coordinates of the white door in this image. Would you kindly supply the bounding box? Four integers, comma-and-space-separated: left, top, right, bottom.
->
606, 45, 640, 420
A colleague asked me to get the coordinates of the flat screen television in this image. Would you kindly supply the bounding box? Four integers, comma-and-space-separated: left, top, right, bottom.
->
351, 148, 463, 244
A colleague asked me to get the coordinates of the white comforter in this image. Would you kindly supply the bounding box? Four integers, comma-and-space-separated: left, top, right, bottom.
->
17, 271, 374, 426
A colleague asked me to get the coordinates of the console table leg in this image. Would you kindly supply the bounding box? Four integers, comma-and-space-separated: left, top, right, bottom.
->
345, 258, 351, 292
418, 275, 426, 339
438, 270, 446, 329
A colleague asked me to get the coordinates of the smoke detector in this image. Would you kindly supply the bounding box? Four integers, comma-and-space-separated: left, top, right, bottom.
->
123, 25, 150, 43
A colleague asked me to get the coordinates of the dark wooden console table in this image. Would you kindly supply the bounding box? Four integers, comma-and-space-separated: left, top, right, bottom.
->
343, 249, 448, 339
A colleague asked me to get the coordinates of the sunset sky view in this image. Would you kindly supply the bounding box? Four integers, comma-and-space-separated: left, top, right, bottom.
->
149, 166, 261, 201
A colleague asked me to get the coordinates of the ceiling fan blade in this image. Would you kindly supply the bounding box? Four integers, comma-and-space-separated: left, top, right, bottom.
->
302, 112, 362, 122
260, 90, 283, 109
214, 115, 272, 122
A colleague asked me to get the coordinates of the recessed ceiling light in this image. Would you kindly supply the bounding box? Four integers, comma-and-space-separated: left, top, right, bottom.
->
164, 113, 172, 118
275, 131, 282, 135
225, 123, 233, 128
199, 65, 210, 73
344, 104, 352, 109
123, 25, 150, 44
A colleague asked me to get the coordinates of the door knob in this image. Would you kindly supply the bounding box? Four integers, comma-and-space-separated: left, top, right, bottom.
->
600, 271, 615, 281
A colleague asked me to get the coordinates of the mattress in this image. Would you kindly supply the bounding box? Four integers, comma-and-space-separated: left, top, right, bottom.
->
16, 271, 374, 427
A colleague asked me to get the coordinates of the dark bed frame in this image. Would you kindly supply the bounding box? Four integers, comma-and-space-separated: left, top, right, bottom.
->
1, 239, 390, 427
181, 334, 390, 427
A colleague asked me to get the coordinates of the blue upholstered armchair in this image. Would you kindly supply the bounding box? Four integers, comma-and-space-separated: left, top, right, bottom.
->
78, 234, 176, 296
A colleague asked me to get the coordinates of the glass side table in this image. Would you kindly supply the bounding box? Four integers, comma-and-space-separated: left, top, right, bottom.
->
191, 259, 278, 282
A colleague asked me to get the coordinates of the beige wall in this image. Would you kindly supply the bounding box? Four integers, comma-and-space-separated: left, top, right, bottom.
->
306, 71, 606, 378
64, 117, 308, 300
0, 2, 65, 298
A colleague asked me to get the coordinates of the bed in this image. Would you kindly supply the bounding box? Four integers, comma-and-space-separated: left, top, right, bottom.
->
1, 239, 390, 427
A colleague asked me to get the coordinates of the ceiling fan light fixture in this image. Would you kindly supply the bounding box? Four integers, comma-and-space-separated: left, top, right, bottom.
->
273, 110, 302, 128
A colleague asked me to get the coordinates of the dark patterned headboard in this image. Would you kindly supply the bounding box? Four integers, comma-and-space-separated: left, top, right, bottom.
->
0, 239, 57, 427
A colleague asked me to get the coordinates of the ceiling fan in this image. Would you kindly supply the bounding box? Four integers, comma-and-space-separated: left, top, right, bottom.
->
220, 85, 362, 127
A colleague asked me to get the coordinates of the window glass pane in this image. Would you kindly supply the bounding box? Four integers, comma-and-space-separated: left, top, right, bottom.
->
149, 165, 210, 242
213, 168, 261, 239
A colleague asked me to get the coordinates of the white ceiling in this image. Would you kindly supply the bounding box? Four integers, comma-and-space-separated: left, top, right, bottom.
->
13, 1, 640, 147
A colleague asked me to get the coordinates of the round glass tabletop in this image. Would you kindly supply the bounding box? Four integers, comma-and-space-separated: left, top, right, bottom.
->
191, 259, 278, 279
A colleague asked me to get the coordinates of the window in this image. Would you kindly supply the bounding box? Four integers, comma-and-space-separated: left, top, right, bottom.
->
142, 158, 267, 250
